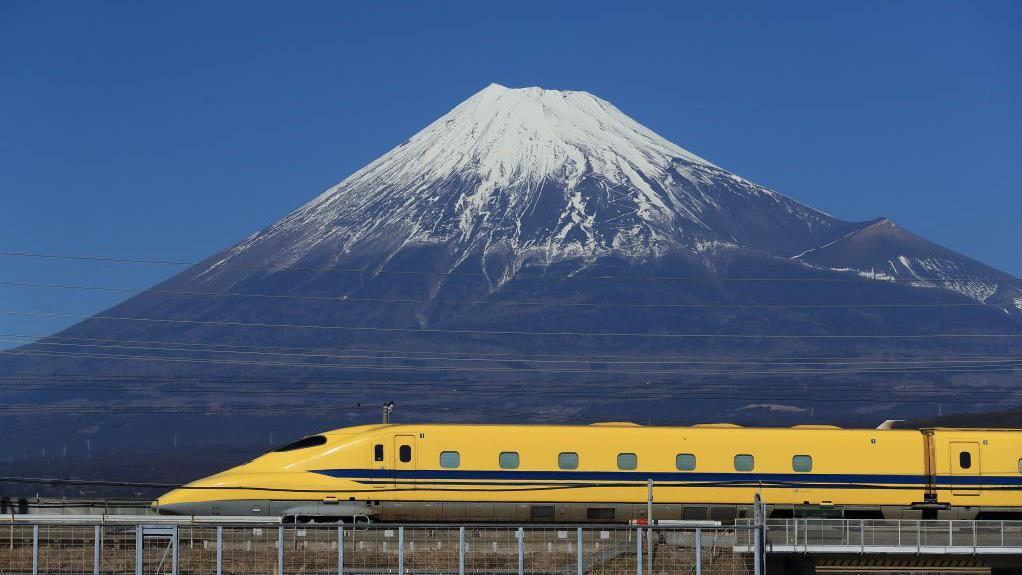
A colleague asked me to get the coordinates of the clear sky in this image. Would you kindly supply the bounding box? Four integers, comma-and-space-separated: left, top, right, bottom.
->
1, 1, 1019, 344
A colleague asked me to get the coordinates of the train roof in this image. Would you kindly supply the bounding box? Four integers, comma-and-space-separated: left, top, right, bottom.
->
319, 422, 933, 434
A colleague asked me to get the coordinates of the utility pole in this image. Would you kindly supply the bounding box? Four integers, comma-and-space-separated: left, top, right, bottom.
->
382, 401, 395, 424
647, 478, 653, 575
753, 493, 765, 575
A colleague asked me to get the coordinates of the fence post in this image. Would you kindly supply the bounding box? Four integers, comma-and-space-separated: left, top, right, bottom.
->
518, 528, 524, 575
337, 526, 344, 575
171, 525, 179, 575
754, 525, 761, 575
398, 526, 404, 575
860, 520, 864, 554
570, 527, 578, 575
31, 525, 38, 575
135, 524, 142, 575
636, 527, 642, 575
216, 526, 222, 575
695, 528, 702, 575
277, 526, 284, 575
93, 525, 100, 575
459, 527, 465, 575
647, 527, 653, 575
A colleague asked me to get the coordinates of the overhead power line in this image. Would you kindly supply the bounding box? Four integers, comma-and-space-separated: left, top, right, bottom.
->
3, 372, 1018, 395
2, 249, 1016, 283
0, 389, 1017, 415
6, 310, 1022, 339
0, 280, 996, 309
3, 378, 1017, 402
4, 347, 1021, 376
5, 333, 1021, 367
2, 371, 1018, 391
5, 332, 1018, 363
3, 339, 1022, 376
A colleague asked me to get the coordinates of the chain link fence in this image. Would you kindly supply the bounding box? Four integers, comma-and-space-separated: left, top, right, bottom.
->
0, 520, 760, 575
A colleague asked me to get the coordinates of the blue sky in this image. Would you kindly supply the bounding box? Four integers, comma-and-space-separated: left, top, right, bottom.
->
1, 1, 1019, 343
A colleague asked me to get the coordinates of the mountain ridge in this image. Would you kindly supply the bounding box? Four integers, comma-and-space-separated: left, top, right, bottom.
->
1, 83, 1020, 459
205, 84, 860, 287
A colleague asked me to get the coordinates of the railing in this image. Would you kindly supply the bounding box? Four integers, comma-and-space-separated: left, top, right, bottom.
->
0, 516, 762, 575
742, 518, 1022, 554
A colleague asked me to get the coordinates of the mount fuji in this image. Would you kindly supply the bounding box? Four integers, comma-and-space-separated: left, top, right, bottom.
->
3, 84, 1021, 463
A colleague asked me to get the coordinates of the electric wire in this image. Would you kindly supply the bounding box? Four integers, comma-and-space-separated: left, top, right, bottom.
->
4, 332, 1019, 364
6, 310, 1021, 339
5, 338, 1022, 374
0, 280, 998, 309
5, 348, 1022, 376
5, 249, 1017, 283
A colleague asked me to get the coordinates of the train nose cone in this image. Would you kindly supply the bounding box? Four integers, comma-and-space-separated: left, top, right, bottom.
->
154, 500, 199, 515
154, 487, 197, 515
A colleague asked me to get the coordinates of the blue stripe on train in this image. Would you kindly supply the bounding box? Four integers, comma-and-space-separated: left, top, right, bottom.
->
309, 468, 1022, 486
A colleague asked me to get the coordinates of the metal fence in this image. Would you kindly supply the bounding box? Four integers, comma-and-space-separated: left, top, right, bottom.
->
0, 518, 760, 575
740, 518, 1022, 554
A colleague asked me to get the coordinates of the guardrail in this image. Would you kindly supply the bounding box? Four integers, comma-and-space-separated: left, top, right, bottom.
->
0, 517, 762, 575
737, 518, 1022, 555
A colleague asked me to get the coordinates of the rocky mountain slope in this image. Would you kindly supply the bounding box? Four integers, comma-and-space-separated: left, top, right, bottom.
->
2, 84, 1019, 460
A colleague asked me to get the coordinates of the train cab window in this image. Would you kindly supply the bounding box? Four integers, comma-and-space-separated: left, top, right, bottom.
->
959, 451, 972, 469
399, 444, 412, 463
792, 455, 812, 472
374, 444, 384, 462
734, 454, 755, 472
676, 453, 696, 471
558, 452, 579, 470
439, 451, 460, 468
617, 453, 637, 470
499, 452, 520, 469
273, 435, 327, 452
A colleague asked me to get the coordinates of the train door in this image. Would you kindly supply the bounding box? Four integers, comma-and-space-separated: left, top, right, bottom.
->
393, 434, 417, 489
370, 439, 391, 488
949, 442, 981, 496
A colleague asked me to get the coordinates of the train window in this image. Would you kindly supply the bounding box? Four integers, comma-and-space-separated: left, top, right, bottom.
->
676, 453, 696, 471
439, 451, 460, 468
374, 444, 384, 462
273, 435, 327, 452
617, 453, 637, 470
558, 452, 579, 470
792, 455, 812, 472
399, 444, 412, 463
586, 508, 615, 521
499, 452, 520, 469
734, 454, 755, 472
1018, 458, 1022, 474
959, 451, 971, 469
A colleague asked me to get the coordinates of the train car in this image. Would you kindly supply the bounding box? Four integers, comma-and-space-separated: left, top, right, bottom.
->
154, 423, 1022, 522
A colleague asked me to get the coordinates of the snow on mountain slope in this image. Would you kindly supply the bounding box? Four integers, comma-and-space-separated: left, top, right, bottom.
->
3, 83, 1021, 460
796, 218, 1022, 308
209, 84, 857, 280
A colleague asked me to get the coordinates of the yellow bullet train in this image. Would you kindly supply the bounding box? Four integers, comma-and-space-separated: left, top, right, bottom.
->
155, 422, 1022, 522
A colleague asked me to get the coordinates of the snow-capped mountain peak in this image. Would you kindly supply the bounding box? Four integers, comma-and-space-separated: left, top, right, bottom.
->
348, 82, 718, 194
223, 84, 852, 270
